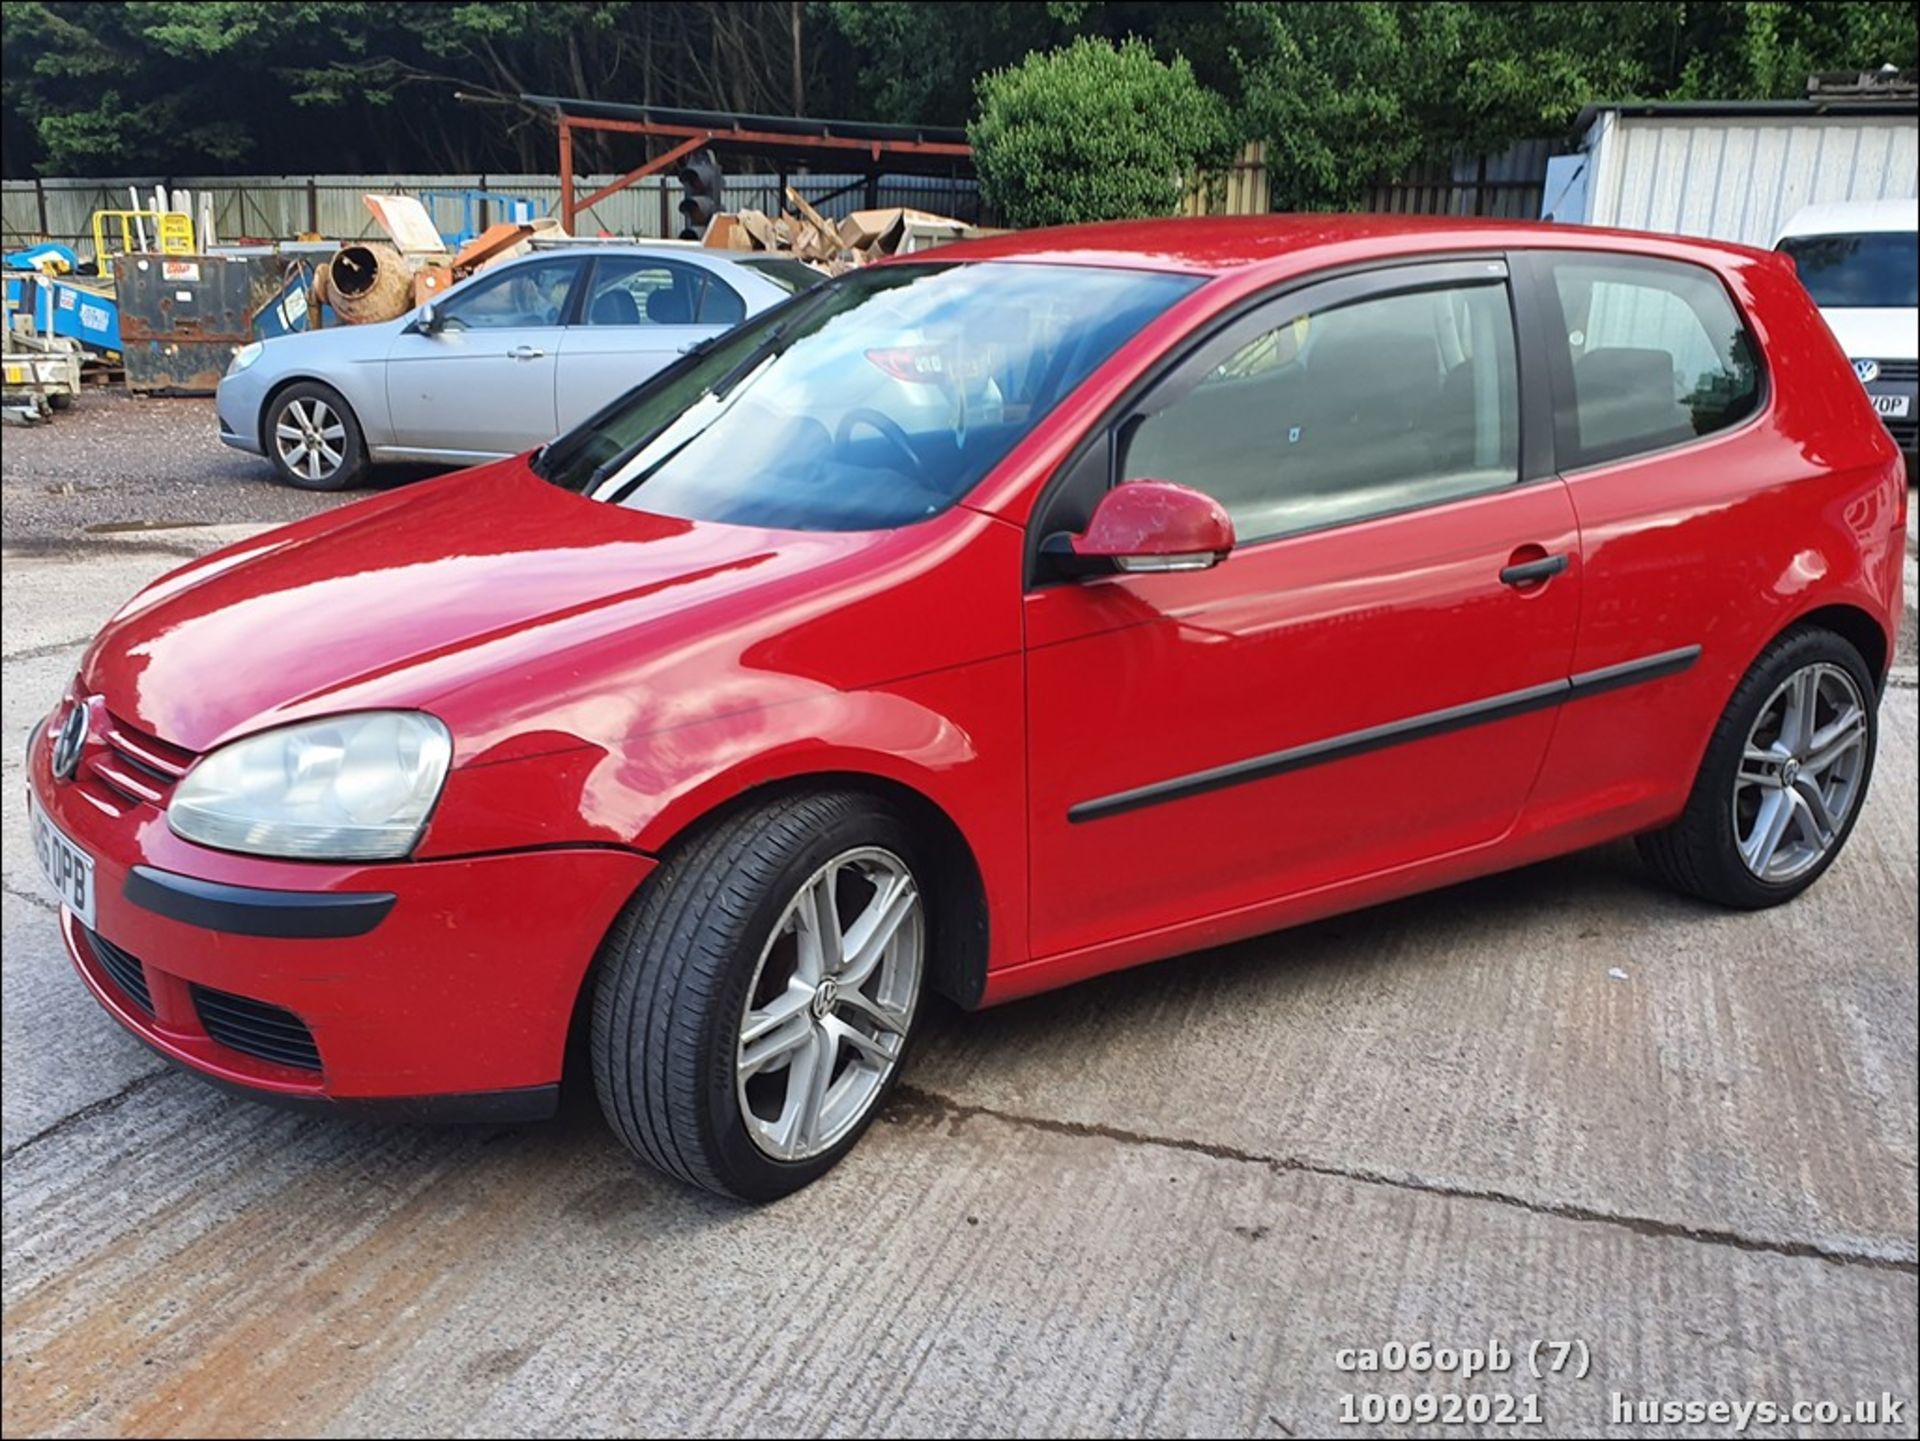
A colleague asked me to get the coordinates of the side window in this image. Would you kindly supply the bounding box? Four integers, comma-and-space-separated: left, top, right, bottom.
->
1543, 254, 1761, 468
438, 258, 580, 330
1122, 282, 1519, 544
582, 259, 744, 327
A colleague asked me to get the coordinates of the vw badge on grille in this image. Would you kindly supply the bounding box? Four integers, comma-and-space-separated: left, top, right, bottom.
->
51, 703, 87, 781
1853, 358, 1880, 384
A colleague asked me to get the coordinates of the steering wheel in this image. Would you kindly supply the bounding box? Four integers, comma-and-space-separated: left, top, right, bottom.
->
836, 408, 923, 476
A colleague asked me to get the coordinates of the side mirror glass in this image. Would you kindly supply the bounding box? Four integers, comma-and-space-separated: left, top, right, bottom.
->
1046, 480, 1235, 577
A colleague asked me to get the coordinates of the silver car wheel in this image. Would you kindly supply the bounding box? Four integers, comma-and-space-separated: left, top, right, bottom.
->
274, 398, 346, 483
1732, 662, 1869, 883
736, 846, 922, 1162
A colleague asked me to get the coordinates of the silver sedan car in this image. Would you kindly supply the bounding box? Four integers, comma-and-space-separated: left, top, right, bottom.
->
217, 246, 812, 490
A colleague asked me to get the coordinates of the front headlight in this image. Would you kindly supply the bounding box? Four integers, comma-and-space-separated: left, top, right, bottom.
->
169, 711, 452, 861
227, 341, 264, 375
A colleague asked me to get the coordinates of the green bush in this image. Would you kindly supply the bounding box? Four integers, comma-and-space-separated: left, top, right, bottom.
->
969, 36, 1234, 229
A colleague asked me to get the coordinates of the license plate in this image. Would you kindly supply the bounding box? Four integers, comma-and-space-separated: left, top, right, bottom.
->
1873, 393, 1912, 418
29, 794, 96, 929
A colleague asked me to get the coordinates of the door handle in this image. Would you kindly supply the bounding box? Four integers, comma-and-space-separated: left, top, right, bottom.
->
1500, 552, 1569, 587
506, 345, 545, 361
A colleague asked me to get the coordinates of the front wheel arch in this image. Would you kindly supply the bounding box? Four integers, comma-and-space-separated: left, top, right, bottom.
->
639, 772, 991, 1012
257, 377, 370, 490
256, 374, 331, 451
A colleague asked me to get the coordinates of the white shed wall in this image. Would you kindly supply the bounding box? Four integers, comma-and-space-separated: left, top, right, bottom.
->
1585, 112, 1919, 248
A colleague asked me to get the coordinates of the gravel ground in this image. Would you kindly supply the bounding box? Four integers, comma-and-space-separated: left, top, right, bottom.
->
0, 390, 425, 543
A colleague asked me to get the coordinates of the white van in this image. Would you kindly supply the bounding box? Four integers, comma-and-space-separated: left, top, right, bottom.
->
1775, 198, 1918, 475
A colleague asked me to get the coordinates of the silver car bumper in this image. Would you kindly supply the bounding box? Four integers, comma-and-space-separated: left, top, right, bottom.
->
214, 367, 268, 456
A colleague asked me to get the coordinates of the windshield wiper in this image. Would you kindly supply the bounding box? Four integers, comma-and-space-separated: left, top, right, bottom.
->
572, 285, 841, 494
709, 283, 842, 401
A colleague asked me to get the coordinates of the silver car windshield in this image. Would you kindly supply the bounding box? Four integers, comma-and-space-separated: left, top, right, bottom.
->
535, 261, 1200, 531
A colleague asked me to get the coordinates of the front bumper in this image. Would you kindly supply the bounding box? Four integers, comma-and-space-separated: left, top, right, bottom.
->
1863, 379, 1917, 478
213, 367, 267, 455
26, 710, 653, 1115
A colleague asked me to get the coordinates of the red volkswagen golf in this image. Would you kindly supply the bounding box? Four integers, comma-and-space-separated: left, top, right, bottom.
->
27, 218, 1906, 1200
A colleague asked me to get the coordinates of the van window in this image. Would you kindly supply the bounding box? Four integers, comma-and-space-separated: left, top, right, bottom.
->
1777, 232, 1919, 309
1542, 255, 1761, 469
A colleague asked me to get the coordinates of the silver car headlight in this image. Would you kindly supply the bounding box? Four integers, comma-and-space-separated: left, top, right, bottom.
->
169, 712, 452, 861
227, 341, 264, 374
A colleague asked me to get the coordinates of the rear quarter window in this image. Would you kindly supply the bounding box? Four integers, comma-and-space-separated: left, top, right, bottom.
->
1537, 253, 1763, 470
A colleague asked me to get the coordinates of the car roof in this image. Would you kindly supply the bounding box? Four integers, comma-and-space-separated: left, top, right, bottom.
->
921, 213, 1777, 276
1775, 198, 1919, 241
519, 242, 763, 267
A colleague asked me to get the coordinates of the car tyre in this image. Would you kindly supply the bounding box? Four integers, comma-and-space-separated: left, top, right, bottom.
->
1638, 626, 1878, 909
264, 381, 367, 491
591, 790, 930, 1201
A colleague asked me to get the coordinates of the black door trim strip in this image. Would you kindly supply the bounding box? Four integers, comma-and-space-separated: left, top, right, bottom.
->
1067, 645, 1701, 824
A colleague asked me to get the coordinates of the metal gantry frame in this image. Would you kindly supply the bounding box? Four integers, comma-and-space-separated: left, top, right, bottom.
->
522, 95, 974, 234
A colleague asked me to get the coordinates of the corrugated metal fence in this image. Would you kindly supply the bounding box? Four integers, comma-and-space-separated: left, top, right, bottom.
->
1364, 139, 1554, 219
1182, 138, 1553, 218
3, 172, 982, 259
1184, 142, 1272, 217
4, 144, 1555, 257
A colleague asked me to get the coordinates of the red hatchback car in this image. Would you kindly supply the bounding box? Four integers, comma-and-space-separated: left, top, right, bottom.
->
28, 217, 1906, 1200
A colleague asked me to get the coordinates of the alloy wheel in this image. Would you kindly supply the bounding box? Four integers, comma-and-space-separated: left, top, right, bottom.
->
736, 846, 922, 1162
1732, 662, 1870, 883
274, 398, 346, 483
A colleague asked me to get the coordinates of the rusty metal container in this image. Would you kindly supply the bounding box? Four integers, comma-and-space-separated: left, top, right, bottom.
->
112, 252, 307, 395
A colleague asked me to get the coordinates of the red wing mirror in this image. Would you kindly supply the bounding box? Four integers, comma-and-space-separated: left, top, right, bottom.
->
1047, 480, 1236, 576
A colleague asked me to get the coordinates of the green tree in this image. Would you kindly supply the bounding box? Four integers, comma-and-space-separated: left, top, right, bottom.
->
969, 35, 1233, 228
1230, 1, 1915, 211
1664, 1, 1918, 97
4, 2, 1916, 182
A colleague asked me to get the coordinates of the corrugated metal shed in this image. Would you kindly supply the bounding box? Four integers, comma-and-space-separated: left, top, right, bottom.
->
1576, 103, 1918, 247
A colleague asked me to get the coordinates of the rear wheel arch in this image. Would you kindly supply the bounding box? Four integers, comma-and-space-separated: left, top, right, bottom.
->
1672, 600, 1890, 804
1640, 621, 1878, 907
1783, 603, 1890, 690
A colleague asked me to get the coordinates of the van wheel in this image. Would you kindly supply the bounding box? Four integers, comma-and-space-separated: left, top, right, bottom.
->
264, 382, 366, 491
591, 791, 928, 1201
1638, 626, 1877, 908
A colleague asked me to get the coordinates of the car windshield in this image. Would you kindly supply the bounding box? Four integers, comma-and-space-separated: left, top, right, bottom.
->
1777, 231, 1919, 309
533, 261, 1200, 530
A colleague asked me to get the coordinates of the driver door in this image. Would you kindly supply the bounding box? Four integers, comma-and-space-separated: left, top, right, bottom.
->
384, 255, 584, 457
1024, 259, 1581, 959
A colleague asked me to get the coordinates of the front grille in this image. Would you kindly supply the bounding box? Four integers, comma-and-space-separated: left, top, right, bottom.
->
1886, 417, 1918, 453
84, 927, 153, 1014
71, 709, 194, 813
82, 711, 196, 808
192, 985, 322, 1071
1870, 359, 1918, 383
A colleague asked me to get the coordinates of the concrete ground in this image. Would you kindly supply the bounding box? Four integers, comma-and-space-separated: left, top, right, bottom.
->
1, 400, 1916, 1438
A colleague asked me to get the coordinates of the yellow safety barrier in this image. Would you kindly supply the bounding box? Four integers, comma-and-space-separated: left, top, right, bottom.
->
91, 209, 196, 259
